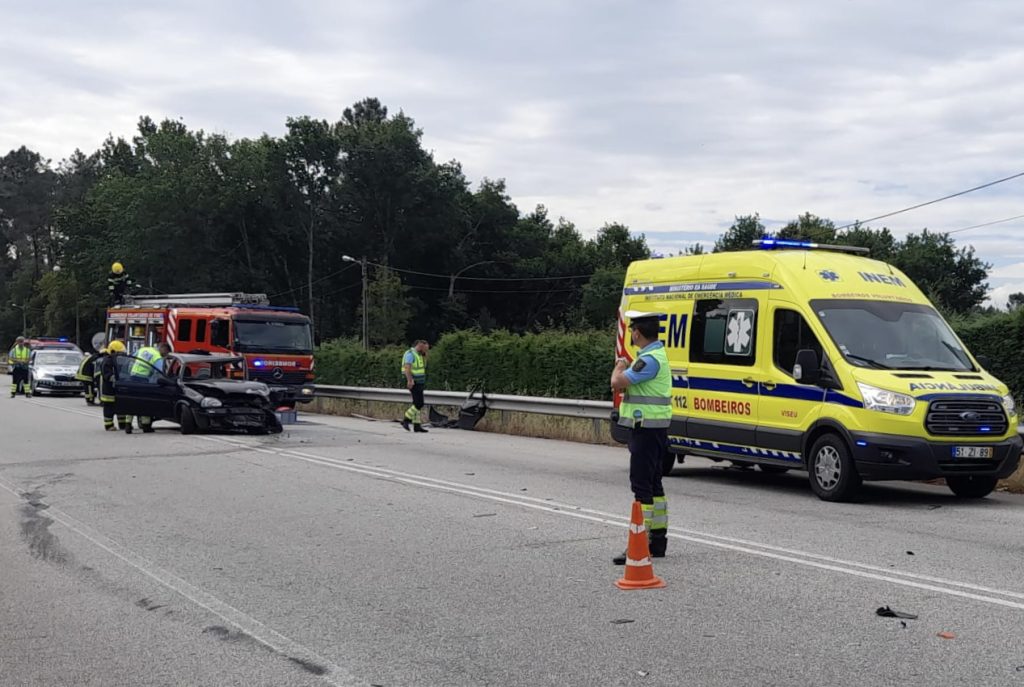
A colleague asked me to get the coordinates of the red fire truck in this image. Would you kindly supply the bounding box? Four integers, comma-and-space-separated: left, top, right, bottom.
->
105, 293, 315, 406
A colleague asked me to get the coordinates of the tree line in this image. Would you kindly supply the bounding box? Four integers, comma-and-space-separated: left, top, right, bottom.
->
0, 97, 1013, 349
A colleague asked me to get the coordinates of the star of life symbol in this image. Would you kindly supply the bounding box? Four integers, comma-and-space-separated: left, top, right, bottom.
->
819, 269, 840, 282
726, 310, 753, 355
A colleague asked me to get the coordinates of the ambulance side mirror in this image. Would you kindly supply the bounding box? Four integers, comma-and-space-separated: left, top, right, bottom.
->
794, 349, 821, 385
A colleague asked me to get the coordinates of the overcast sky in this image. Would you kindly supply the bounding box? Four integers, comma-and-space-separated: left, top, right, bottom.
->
1, 1, 1022, 304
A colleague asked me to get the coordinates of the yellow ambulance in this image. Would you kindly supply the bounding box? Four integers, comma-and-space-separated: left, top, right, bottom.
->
612, 239, 1021, 501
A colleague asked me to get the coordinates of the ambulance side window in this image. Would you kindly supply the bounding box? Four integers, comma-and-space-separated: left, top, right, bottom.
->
773, 309, 824, 378
194, 319, 208, 343
690, 298, 758, 366
178, 319, 193, 342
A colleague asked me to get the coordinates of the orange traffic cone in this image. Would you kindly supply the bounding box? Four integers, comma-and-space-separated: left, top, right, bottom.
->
615, 501, 666, 590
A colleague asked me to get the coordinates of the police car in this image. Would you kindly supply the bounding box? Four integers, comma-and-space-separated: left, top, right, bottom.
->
614, 239, 1021, 501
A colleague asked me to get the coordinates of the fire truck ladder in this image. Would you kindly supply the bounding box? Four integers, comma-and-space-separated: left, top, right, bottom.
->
121, 293, 271, 308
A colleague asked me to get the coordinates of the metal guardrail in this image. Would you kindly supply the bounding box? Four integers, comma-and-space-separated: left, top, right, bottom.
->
314, 385, 1024, 438
313, 385, 613, 420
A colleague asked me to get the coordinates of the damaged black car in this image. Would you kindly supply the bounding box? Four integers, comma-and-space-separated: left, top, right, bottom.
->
112, 353, 283, 435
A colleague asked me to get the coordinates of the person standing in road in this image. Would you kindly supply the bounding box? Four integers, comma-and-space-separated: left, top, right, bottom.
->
99, 340, 129, 431
610, 311, 672, 565
123, 342, 167, 434
76, 344, 104, 405
8, 337, 32, 399
400, 339, 429, 433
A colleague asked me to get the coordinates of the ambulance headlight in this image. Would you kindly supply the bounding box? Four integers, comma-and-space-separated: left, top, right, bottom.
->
1003, 394, 1017, 417
857, 383, 916, 416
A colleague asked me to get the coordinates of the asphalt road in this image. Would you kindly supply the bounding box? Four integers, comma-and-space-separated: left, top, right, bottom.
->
3, 395, 1024, 687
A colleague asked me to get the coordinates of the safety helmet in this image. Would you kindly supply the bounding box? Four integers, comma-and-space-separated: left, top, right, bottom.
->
112, 262, 124, 274
106, 340, 126, 353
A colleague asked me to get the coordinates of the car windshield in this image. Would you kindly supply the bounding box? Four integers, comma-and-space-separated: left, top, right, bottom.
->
180, 359, 246, 381
812, 299, 974, 371
35, 351, 83, 366
233, 319, 312, 354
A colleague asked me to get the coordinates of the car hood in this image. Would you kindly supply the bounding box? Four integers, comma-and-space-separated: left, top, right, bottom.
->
849, 368, 1008, 399
185, 380, 271, 397
33, 364, 80, 376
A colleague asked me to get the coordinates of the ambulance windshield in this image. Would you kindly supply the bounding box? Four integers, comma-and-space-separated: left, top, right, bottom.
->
233, 318, 313, 354
812, 300, 974, 372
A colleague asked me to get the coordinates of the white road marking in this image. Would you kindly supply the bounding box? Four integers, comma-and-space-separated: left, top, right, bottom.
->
0, 470, 359, 687
23, 399, 1024, 613
202, 434, 1024, 612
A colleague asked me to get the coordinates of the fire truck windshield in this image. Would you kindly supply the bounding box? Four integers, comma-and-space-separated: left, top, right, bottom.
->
233, 318, 313, 354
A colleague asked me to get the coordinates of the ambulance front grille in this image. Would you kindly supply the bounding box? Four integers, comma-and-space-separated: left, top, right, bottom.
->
925, 399, 1008, 436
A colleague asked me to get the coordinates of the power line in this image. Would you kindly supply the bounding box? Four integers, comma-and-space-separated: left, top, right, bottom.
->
269, 262, 358, 299
946, 213, 1024, 236
365, 259, 594, 283
402, 283, 582, 294
835, 170, 1024, 231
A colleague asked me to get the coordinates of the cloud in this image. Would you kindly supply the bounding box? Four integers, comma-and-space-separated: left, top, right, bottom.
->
1, 0, 1023, 280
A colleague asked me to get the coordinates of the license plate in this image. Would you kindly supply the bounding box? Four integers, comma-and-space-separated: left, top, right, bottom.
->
952, 446, 994, 459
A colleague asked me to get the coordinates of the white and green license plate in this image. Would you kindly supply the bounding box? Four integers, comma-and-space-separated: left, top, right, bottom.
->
952, 446, 994, 459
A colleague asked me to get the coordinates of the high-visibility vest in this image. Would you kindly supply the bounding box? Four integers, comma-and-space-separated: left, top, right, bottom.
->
75, 353, 98, 382
9, 345, 30, 366
618, 343, 672, 429
401, 349, 426, 383
130, 347, 162, 376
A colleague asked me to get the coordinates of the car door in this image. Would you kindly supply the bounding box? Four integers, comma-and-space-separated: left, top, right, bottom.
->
112, 356, 178, 419
685, 297, 762, 455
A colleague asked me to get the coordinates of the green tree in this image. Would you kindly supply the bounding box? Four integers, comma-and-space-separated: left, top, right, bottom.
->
777, 212, 835, 243
1009, 293, 1024, 312
891, 230, 990, 313
714, 214, 766, 252
580, 267, 625, 328
360, 266, 412, 346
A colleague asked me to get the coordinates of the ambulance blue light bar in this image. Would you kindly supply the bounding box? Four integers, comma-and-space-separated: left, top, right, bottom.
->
754, 239, 870, 255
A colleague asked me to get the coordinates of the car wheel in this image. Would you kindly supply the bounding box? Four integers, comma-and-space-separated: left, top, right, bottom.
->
808, 434, 861, 501
662, 452, 678, 476
179, 407, 198, 435
758, 464, 790, 474
946, 475, 998, 499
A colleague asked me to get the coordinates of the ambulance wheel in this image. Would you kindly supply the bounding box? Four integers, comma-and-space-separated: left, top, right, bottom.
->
179, 407, 197, 435
758, 465, 790, 474
662, 452, 679, 476
946, 475, 997, 499
808, 434, 861, 501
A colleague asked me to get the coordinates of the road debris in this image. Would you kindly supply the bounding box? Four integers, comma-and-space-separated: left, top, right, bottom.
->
610, 619, 635, 625
473, 513, 497, 518
927, 505, 942, 510
876, 606, 918, 619
906, 551, 915, 555
637, 671, 650, 677
937, 631, 956, 640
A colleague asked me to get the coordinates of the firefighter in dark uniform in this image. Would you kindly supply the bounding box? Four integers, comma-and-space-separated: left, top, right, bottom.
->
8, 337, 32, 398
98, 340, 129, 431
108, 262, 136, 306
76, 345, 104, 405
610, 311, 672, 565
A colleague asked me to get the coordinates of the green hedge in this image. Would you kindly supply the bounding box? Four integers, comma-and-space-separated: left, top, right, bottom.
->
317, 313, 1022, 403
952, 309, 1023, 403
317, 330, 615, 400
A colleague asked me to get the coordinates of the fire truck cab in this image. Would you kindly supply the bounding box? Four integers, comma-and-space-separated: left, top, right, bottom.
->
106, 292, 315, 406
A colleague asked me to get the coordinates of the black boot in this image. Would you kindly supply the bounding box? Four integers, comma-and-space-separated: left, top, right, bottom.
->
401, 418, 411, 431
649, 531, 667, 558
413, 424, 429, 433
612, 550, 627, 565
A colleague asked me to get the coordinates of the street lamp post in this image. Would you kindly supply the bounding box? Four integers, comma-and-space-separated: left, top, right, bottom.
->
342, 255, 368, 350
448, 260, 498, 299
11, 302, 26, 335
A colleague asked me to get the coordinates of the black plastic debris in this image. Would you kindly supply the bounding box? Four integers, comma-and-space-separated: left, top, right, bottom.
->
473, 513, 497, 518
927, 505, 942, 510
876, 606, 918, 620
906, 551, 915, 556
610, 619, 635, 625
900, 621, 907, 629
